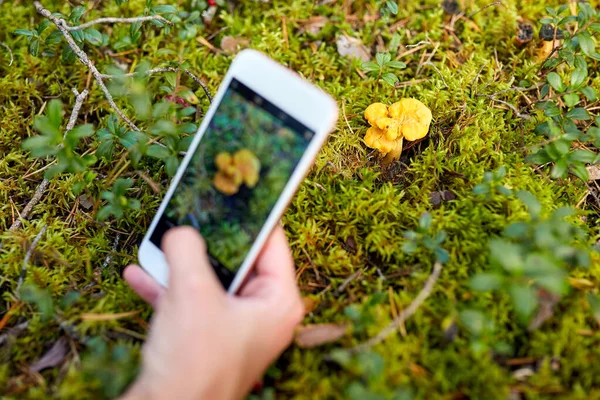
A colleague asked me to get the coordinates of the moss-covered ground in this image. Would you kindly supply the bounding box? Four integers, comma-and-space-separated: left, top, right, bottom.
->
1, 0, 600, 398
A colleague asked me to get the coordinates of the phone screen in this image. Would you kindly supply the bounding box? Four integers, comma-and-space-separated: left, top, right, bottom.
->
150, 78, 314, 287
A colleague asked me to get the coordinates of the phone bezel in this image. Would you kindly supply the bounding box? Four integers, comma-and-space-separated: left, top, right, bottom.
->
138, 49, 338, 294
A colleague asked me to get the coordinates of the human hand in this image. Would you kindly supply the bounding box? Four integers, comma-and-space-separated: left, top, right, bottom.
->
121, 226, 304, 400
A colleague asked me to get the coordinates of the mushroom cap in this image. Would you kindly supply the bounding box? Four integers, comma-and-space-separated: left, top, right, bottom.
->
215, 152, 233, 171
214, 171, 240, 195
234, 149, 261, 188
364, 103, 389, 126
364, 126, 397, 154
389, 98, 432, 141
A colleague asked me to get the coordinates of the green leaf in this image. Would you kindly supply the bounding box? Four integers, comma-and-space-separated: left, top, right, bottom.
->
581, 86, 597, 101
47, 99, 63, 128
566, 107, 590, 120
45, 30, 63, 45
381, 72, 399, 87
587, 293, 600, 323
14, 29, 34, 37
508, 284, 538, 320
29, 38, 40, 56
70, 6, 86, 23
471, 273, 504, 291
96, 140, 115, 159
577, 32, 600, 60
84, 28, 103, 46
68, 124, 94, 139
434, 247, 449, 263
563, 93, 580, 108
376, 52, 391, 66
20, 283, 54, 321
146, 144, 171, 159
387, 61, 406, 69
33, 116, 60, 138
489, 239, 524, 273
569, 149, 596, 163
570, 162, 589, 181
386, 1, 398, 15
503, 222, 529, 239
361, 61, 380, 72
459, 310, 491, 336
517, 191, 541, 218
551, 158, 568, 178
419, 213, 432, 230
165, 156, 180, 176
151, 4, 177, 13
96, 205, 115, 221
113, 178, 133, 195
547, 72, 565, 92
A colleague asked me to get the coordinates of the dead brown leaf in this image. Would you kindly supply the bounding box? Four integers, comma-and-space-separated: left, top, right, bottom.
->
302, 297, 317, 315
336, 35, 370, 62
221, 35, 250, 54
587, 165, 600, 181
78, 194, 94, 210
528, 290, 560, 331
294, 323, 348, 348
31, 337, 69, 372
297, 16, 328, 35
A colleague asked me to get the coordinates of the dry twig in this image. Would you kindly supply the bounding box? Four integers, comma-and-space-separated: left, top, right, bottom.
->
348, 262, 443, 353
67, 15, 172, 31
17, 224, 48, 291
0, 41, 13, 66
477, 93, 531, 120
100, 67, 213, 103
101, 234, 121, 269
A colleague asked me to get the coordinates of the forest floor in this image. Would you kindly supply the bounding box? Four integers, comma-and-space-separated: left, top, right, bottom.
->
1, 0, 600, 399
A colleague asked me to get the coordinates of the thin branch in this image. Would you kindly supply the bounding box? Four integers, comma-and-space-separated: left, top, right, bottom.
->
406, 40, 431, 49
467, 1, 502, 19
17, 224, 48, 291
348, 262, 443, 353
477, 93, 531, 120
34, 1, 140, 132
424, 61, 448, 89
8, 89, 88, 233
67, 15, 172, 32
1, 41, 13, 66
101, 67, 213, 103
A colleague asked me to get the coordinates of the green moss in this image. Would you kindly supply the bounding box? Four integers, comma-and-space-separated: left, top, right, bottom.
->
1, 0, 599, 398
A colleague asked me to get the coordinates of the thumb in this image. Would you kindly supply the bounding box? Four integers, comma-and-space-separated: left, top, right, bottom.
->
161, 226, 224, 300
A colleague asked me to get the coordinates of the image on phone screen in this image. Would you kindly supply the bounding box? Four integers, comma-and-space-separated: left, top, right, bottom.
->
150, 78, 314, 287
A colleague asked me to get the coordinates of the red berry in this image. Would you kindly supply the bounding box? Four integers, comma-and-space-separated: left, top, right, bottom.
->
208, 0, 216, 6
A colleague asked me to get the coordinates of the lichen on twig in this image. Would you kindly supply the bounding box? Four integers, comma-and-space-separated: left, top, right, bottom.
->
348, 261, 443, 353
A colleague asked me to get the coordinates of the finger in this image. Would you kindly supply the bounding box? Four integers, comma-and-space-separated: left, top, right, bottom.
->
254, 226, 296, 282
239, 226, 298, 298
123, 265, 165, 307
162, 226, 224, 298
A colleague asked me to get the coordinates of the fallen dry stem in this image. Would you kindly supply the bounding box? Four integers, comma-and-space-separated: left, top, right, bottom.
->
1, 41, 13, 66
67, 15, 172, 31
477, 93, 531, 120
17, 224, 48, 291
348, 262, 443, 353
101, 67, 213, 103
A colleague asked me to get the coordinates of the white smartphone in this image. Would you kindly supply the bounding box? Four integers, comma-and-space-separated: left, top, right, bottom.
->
138, 49, 338, 294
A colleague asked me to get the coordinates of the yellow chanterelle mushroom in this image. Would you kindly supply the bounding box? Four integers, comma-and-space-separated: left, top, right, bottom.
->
363, 98, 432, 164
213, 149, 261, 195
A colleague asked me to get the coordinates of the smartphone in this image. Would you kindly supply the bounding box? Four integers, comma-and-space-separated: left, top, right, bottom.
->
138, 50, 338, 294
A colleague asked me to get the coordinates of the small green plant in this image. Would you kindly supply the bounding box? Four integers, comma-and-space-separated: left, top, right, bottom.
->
22, 99, 97, 179
361, 52, 406, 87
402, 213, 450, 263
380, 1, 399, 18
97, 178, 141, 221
528, 3, 600, 180
470, 191, 591, 322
